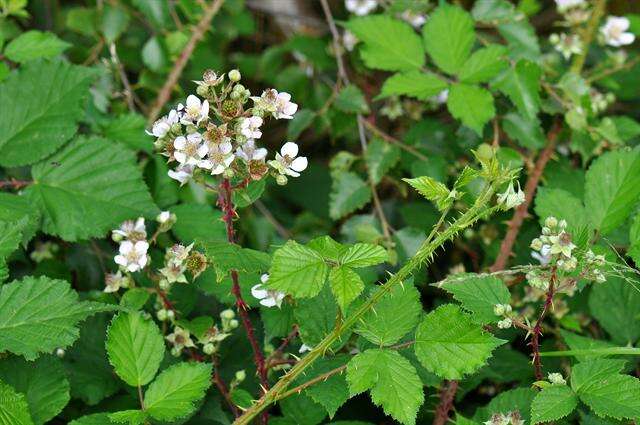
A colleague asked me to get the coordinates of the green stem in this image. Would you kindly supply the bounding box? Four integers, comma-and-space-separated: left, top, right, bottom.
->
570, 0, 607, 74
232, 184, 498, 425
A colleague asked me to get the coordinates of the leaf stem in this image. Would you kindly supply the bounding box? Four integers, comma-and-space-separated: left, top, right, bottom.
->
530, 266, 557, 380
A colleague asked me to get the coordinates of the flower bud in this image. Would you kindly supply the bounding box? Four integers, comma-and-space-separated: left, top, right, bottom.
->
545, 216, 558, 229
530, 238, 543, 251
171, 347, 182, 357
476, 143, 494, 161
228, 69, 241, 82
112, 233, 124, 242
196, 84, 209, 98
203, 343, 216, 355
276, 174, 288, 185
235, 370, 246, 382
548, 372, 566, 385
55, 348, 66, 358
229, 319, 239, 329
157, 309, 168, 321
493, 304, 505, 316
159, 279, 171, 291
233, 84, 245, 92
230, 90, 241, 100
166, 309, 175, 320
221, 309, 235, 320
497, 318, 512, 329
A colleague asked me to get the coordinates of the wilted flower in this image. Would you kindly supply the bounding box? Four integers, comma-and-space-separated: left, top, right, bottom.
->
174, 133, 207, 166
168, 164, 194, 185
531, 244, 552, 265
251, 274, 286, 308
550, 33, 583, 60
199, 141, 234, 175
272, 142, 308, 177
345, 0, 377, 16
240, 116, 263, 140
104, 271, 131, 293
299, 344, 313, 353
112, 218, 147, 242
114, 240, 149, 272
147, 109, 179, 138
601, 16, 635, 47
166, 326, 196, 353
253, 89, 298, 120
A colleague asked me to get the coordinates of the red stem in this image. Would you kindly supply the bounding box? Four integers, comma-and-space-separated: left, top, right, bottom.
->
433, 380, 459, 425
218, 179, 269, 424
0, 179, 31, 190
530, 267, 557, 380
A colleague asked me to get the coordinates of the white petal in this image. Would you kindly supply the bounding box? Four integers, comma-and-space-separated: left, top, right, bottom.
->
174, 152, 187, 164
198, 160, 213, 169
284, 102, 298, 116
135, 241, 149, 254
281, 142, 299, 158
219, 141, 233, 154
138, 255, 148, 269
197, 144, 209, 158
186, 94, 200, 108
127, 263, 139, 273
251, 284, 268, 299
114, 255, 127, 266
277, 92, 292, 103
284, 168, 300, 178
119, 240, 134, 254
261, 274, 269, 284
188, 132, 202, 142
254, 148, 268, 160
174, 136, 186, 149
290, 156, 308, 172
211, 165, 225, 175
620, 32, 635, 45
223, 155, 235, 167
260, 298, 277, 308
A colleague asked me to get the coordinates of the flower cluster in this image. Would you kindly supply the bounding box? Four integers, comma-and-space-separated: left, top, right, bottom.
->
493, 303, 514, 329
112, 217, 149, 273
148, 70, 307, 188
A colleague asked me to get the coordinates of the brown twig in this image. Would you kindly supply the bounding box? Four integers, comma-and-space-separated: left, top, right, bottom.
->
362, 120, 430, 162
530, 267, 557, 380
433, 380, 459, 425
218, 178, 269, 424
254, 200, 291, 239
109, 43, 137, 113
147, 0, 225, 124
490, 121, 562, 272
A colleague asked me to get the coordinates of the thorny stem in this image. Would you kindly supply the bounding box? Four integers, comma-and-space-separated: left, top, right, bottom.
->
233, 183, 500, 425
433, 380, 459, 425
266, 325, 299, 369
530, 267, 557, 380
218, 178, 269, 424
490, 121, 562, 272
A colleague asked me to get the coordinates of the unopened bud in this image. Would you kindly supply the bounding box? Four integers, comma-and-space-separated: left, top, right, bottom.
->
229, 319, 239, 329
476, 143, 494, 162
170, 347, 182, 357
276, 174, 288, 185
203, 343, 216, 355
221, 309, 235, 320
166, 309, 175, 320
159, 279, 171, 291
545, 216, 558, 229
228, 69, 241, 82
493, 304, 506, 316
157, 309, 168, 321
530, 238, 543, 251
235, 370, 246, 382
55, 348, 65, 358
497, 318, 512, 329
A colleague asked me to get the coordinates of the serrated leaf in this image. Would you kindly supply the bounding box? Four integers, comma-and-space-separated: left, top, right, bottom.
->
576, 373, 640, 420
329, 266, 364, 312
438, 274, 510, 323
4, 30, 70, 63
447, 83, 495, 135
422, 4, 475, 75
531, 385, 578, 424
202, 240, 270, 282
356, 282, 422, 346
0, 381, 33, 425
170, 203, 226, 243
570, 359, 627, 393
308, 236, 347, 261
144, 362, 212, 421
474, 387, 536, 424
378, 71, 448, 101
560, 330, 616, 363
338, 243, 387, 268
0, 220, 22, 259
403, 176, 451, 210
0, 276, 113, 360
584, 148, 640, 235
0, 59, 95, 167
347, 349, 423, 425
109, 410, 147, 425
0, 193, 40, 245
588, 277, 640, 345
68, 413, 115, 425
0, 356, 69, 425
345, 15, 424, 71
268, 240, 329, 298
459, 44, 508, 84
106, 312, 164, 387
497, 21, 541, 62
294, 286, 341, 347
26, 137, 158, 241
365, 138, 400, 184
534, 187, 590, 235
329, 172, 372, 220
493, 59, 541, 120
102, 113, 152, 153
414, 304, 505, 379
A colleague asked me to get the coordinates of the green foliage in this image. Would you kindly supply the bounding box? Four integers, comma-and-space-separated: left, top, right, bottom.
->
379, 71, 447, 101
588, 276, 640, 345
422, 4, 475, 75
4, 31, 70, 63
268, 240, 329, 298
531, 385, 578, 424
414, 304, 505, 379
493, 59, 541, 120
0, 276, 113, 360
347, 349, 423, 425
439, 274, 511, 323
0, 381, 33, 425
447, 83, 496, 135
329, 171, 372, 220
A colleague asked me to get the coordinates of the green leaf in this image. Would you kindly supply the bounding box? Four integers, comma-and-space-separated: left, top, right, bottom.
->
345, 15, 425, 71
109, 410, 146, 425
474, 387, 536, 424
142, 37, 166, 72
202, 240, 270, 282
100, 5, 130, 43
378, 71, 448, 101
287, 109, 316, 140
497, 21, 541, 62
329, 171, 372, 220
335, 84, 369, 114
294, 286, 340, 347
355, 282, 422, 346
534, 187, 590, 235
459, 44, 508, 84
365, 138, 400, 184
106, 312, 165, 387
233, 179, 266, 208
120, 288, 150, 310
300, 355, 350, 418
268, 240, 329, 298
144, 362, 212, 421
26, 137, 158, 241
438, 274, 510, 324
329, 266, 364, 312
422, 4, 475, 75
102, 113, 152, 153
588, 276, 640, 345
4, 31, 70, 63
68, 413, 115, 425
65, 315, 121, 405
576, 373, 640, 420
493, 59, 541, 120
531, 385, 578, 424
502, 113, 546, 150
570, 359, 627, 393
170, 203, 226, 243
0, 59, 95, 167
584, 147, 640, 235
0, 276, 113, 360
414, 304, 505, 379
132, 0, 169, 28
0, 220, 22, 259
0, 356, 69, 425
308, 236, 347, 261
338, 243, 387, 268
0, 193, 39, 244
0, 381, 33, 425
447, 83, 495, 135
403, 176, 451, 210
346, 349, 423, 425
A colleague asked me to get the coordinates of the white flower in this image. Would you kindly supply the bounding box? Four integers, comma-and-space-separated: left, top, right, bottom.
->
253, 89, 297, 120
274, 142, 308, 177
240, 116, 263, 140
601, 16, 635, 47
147, 109, 179, 138
299, 344, 312, 353
251, 274, 286, 308
497, 182, 525, 210
113, 218, 146, 242
550, 33, 583, 60
343, 30, 358, 51
531, 244, 552, 265
166, 327, 196, 352
199, 141, 234, 175
168, 164, 194, 185
555, 0, 585, 12
114, 240, 149, 272
174, 133, 208, 166
345, 0, 377, 16
236, 139, 268, 162
432, 89, 449, 105
179, 94, 209, 125
400, 10, 426, 28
